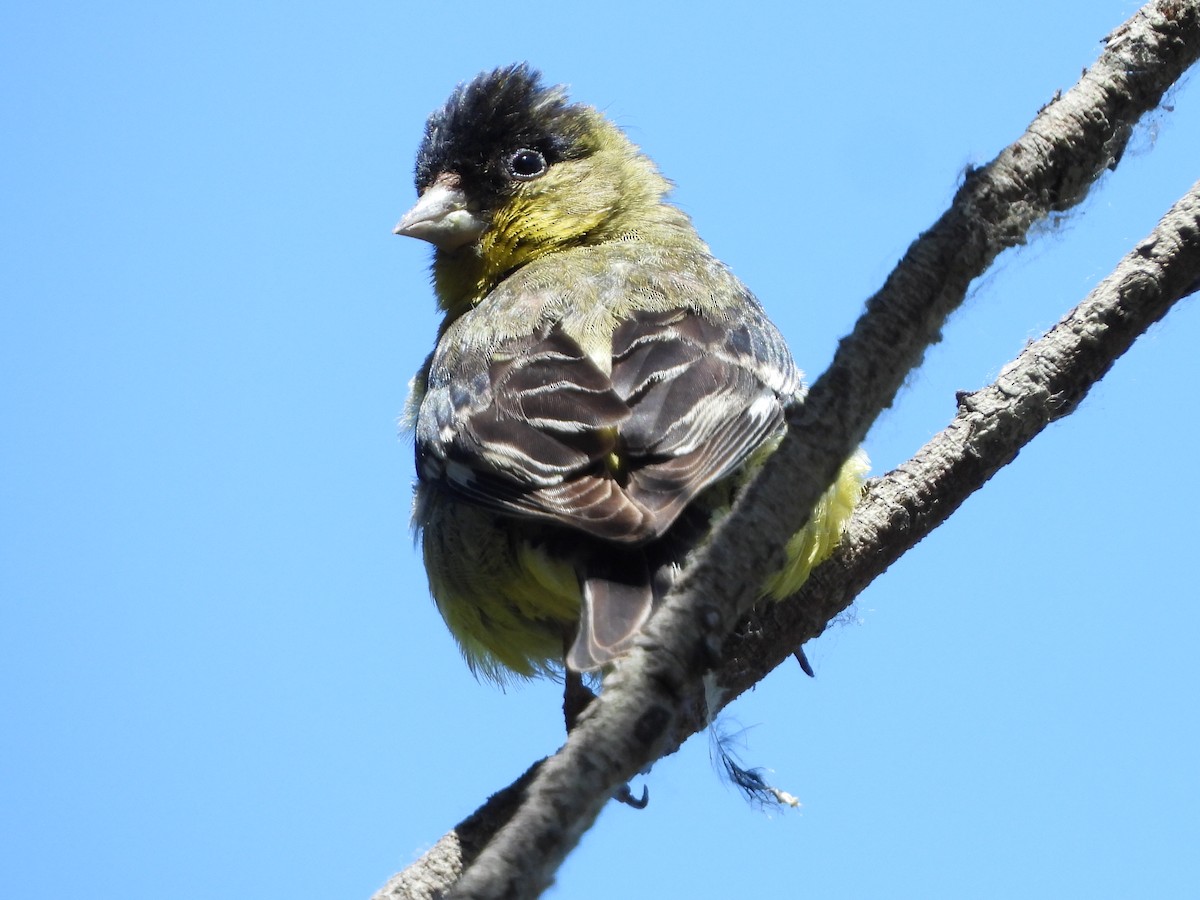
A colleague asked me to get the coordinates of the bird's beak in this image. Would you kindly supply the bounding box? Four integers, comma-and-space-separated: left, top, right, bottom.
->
394, 175, 486, 252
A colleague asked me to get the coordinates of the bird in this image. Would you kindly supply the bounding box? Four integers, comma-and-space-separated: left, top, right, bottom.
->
395, 64, 866, 720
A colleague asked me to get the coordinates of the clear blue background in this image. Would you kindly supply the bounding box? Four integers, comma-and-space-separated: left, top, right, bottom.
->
3, 2, 1198, 897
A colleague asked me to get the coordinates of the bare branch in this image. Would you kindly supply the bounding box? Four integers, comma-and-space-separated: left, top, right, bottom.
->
711, 178, 1200, 714
373, 765, 542, 900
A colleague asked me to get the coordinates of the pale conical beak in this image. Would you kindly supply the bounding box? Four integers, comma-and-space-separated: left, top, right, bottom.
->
393, 177, 486, 252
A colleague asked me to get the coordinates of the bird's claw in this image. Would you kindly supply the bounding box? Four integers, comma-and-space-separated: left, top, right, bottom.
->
615, 782, 649, 809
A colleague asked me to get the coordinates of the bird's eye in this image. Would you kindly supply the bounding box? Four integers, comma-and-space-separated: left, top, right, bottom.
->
506, 148, 548, 180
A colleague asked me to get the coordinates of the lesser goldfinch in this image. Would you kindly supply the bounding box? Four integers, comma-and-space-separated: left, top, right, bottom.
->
396, 65, 866, 693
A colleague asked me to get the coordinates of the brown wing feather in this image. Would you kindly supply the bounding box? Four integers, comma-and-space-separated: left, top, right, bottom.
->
608, 309, 788, 528
417, 308, 793, 545
418, 325, 661, 539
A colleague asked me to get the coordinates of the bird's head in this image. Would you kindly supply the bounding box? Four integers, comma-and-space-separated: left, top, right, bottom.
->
395, 64, 685, 315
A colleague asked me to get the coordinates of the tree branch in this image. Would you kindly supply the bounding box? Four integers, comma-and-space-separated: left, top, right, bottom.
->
711, 177, 1200, 715
375, 2, 1200, 897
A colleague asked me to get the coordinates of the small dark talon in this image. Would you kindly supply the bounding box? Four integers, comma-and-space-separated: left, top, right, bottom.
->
794, 647, 815, 678
615, 783, 649, 809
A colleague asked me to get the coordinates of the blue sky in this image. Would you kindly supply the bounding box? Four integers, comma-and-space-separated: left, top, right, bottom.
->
3, 2, 1198, 897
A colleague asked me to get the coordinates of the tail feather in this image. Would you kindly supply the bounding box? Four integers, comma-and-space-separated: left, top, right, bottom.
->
568, 561, 653, 672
